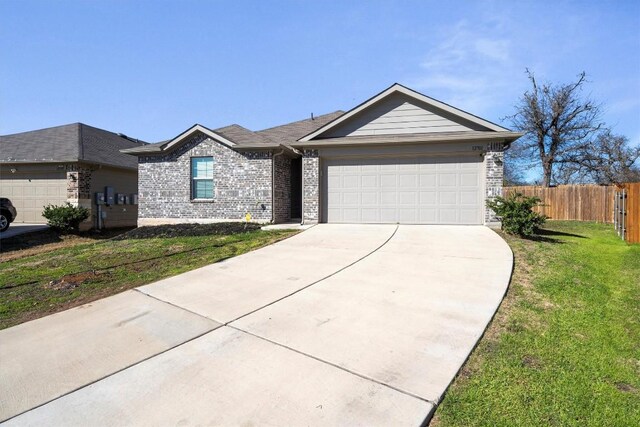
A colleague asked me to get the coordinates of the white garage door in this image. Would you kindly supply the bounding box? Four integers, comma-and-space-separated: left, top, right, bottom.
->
1, 173, 67, 223
324, 156, 483, 224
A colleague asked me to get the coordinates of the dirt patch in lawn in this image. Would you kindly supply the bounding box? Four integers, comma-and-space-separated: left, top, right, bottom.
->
0, 228, 131, 261
44, 270, 109, 291
112, 222, 261, 240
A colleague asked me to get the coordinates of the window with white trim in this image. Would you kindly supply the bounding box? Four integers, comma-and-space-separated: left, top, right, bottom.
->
191, 157, 214, 199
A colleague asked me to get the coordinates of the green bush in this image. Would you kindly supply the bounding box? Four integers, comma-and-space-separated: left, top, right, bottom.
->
42, 203, 90, 233
486, 193, 546, 236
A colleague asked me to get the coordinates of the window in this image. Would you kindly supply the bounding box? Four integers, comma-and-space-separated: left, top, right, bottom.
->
191, 157, 214, 199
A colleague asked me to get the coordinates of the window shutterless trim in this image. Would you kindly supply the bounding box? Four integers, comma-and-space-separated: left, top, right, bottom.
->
191, 156, 214, 200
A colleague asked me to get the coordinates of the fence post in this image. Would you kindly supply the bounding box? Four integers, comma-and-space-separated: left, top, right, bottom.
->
622, 189, 627, 241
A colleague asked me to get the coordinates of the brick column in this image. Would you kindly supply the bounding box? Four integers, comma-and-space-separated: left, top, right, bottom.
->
302, 149, 319, 222
66, 166, 92, 202
485, 142, 504, 225
66, 165, 93, 230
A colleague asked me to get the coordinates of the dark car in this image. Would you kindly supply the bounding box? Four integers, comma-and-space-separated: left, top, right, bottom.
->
0, 198, 17, 232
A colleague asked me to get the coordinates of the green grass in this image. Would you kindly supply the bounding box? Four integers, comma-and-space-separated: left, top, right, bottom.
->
432, 222, 640, 427
0, 228, 296, 330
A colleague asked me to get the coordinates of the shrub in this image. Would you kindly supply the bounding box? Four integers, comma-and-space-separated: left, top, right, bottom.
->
486, 193, 546, 236
42, 203, 90, 233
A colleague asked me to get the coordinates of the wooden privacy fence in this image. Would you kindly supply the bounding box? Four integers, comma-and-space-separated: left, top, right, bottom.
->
614, 183, 640, 244
504, 185, 616, 223
504, 184, 640, 244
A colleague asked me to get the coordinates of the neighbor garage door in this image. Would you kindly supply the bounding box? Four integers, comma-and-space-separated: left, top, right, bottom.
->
324, 155, 483, 224
1, 173, 67, 223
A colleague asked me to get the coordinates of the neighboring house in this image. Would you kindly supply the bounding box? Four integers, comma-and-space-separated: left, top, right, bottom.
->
122, 84, 522, 226
0, 123, 145, 229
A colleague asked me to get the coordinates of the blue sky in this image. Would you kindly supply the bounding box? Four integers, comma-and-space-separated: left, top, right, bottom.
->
1, 0, 639, 146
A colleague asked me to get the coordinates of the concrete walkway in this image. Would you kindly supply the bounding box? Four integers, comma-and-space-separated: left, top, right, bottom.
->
0, 225, 512, 426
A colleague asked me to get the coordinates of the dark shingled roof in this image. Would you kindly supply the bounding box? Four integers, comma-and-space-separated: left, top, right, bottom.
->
1, 123, 146, 169
257, 111, 345, 145
214, 124, 275, 145
121, 112, 346, 156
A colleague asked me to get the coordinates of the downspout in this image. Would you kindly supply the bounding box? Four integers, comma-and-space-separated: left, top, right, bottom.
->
271, 149, 285, 224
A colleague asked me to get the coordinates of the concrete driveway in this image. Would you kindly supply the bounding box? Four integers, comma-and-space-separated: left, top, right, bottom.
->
0, 225, 512, 426
0, 224, 48, 239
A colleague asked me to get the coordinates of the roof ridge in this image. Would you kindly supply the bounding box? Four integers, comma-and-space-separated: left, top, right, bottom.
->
256, 110, 345, 133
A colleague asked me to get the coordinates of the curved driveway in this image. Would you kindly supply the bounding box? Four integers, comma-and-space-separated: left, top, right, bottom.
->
2, 224, 512, 426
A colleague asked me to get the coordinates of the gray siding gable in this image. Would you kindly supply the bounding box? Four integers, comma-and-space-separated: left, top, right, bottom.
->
321, 92, 489, 138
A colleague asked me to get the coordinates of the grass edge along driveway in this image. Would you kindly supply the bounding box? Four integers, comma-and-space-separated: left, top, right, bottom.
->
432, 221, 640, 427
0, 225, 297, 330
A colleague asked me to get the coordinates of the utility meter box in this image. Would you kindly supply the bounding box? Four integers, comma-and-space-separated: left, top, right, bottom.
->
116, 193, 126, 205
130, 194, 139, 205
105, 187, 115, 205
95, 192, 105, 205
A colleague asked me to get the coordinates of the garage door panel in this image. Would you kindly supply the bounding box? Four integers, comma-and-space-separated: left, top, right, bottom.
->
361, 209, 379, 222
460, 209, 481, 224
361, 192, 378, 205
398, 209, 418, 223
342, 208, 360, 222
2, 174, 67, 223
419, 208, 437, 222
327, 175, 341, 188
361, 175, 377, 188
398, 163, 418, 171
343, 175, 359, 189
419, 191, 437, 205
399, 191, 418, 205
327, 190, 341, 203
438, 174, 457, 187
439, 209, 458, 224
439, 192, 457, 205
324, 156, 482, 224
380, 175, 397, 187
460, 191, 479, 205
342, 192, 360, 206
398, 174, 417, 187
419, 174, 436, 187
327, 208, 341, 222
380, 192, 397, 205
460, 173, 479, 187
380, 208, 397, 222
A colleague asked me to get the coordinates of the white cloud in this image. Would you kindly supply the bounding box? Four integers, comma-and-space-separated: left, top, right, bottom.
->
409, 18, 521, 119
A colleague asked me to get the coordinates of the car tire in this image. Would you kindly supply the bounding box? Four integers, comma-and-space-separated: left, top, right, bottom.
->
0, 213, 10, 232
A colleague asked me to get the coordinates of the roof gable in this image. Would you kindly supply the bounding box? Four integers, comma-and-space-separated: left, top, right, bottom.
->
164, 124, 238, 151
121, 123, 284, 155
299, 83, 509, 141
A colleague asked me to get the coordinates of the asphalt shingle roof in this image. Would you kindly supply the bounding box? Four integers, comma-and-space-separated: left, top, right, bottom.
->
121, 111, 346, 155
1, 123, 146, 169
214, 124, 275, 145
257, 111, 345, 145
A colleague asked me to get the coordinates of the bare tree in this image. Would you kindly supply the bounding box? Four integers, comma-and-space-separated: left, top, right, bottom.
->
503, 160, 528, 186
557, 130, 640, 184
506, 70, 603, 187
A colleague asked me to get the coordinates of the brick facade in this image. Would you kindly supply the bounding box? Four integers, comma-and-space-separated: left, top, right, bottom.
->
138, 133, 275, 224
484, 141, 504, 225
273, 153, 291, 223
302, 149, 319, 222
66, 166, 92, 200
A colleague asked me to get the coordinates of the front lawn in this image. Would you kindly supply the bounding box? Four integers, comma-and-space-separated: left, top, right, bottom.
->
0, 224, 297, 330
432, 222, 640, 426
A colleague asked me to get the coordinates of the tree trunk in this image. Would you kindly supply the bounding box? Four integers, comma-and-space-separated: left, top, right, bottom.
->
542, 161, 553, 187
